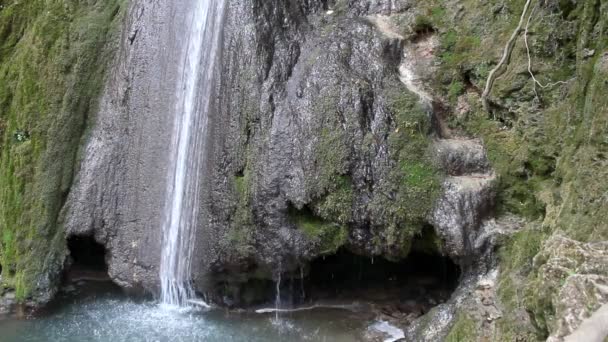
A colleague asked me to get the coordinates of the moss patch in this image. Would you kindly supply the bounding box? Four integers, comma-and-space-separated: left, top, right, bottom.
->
290, 207, 348, 255
445, 313, 478, 342
0, 0, 126, 300
430, 0, 607, 338
227, 167, 257, 257
365, 83, 442, 259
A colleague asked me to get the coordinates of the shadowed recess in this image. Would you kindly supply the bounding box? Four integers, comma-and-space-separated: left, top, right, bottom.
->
66, 236, 107, 273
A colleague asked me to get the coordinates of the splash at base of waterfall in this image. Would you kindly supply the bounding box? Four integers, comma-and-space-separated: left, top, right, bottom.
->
0, 284, 364, 342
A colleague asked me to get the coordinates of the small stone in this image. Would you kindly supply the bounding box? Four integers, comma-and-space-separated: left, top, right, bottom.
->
583, 49, 595, 58
63, 285, 76, 293
477, 279, 494, 289
456, 95, 471, 118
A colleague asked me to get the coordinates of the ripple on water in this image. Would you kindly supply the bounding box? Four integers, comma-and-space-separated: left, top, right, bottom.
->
0, 295, 367, 342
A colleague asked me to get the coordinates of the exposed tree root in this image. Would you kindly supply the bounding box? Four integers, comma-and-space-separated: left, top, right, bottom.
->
524, 2, 572, 100
483, 0, 575, 114
481, 0, 533, 114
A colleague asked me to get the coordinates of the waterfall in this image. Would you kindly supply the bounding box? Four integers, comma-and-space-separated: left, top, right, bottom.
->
159, 0, 225, 307
275, 272, 282, 321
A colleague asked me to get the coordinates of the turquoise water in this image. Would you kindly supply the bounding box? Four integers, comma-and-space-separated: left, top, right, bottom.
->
0, 284, 369, 342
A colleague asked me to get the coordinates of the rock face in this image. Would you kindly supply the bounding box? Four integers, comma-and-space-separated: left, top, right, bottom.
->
528, 236, 608, 342
431, 139, 496, 262
62, 0, 214, 293
62, 0, 499, 306
201, 0, 445, 298
0, 1, 605, 341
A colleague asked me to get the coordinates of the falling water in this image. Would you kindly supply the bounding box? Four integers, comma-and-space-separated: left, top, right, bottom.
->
275, 272, 282, 321
300, 266, 305, 301
159, 0, 225, 307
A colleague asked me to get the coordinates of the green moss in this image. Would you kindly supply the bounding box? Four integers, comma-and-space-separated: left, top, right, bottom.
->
413, 14, 434, 33
437, 0, 606, 338
445, 313, 478, 342
401, 161, 437, 189
228, 168, 257, 256
465, 115, 552, 219
496, 225, 548, 340
313, 176, 354, 224
384, 84, 442, 227
447, 80, 464, 103
310, 124, 351, 198
361, 82, 442, 259
0, 0, 126, 300
303, 84, 356, 245
290, 208, 348, 255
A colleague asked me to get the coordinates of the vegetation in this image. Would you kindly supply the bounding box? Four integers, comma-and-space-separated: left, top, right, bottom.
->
405, 0, 607, 339
444, 313, 478, 342
228, 169, 256, 257
364, 83, 442, 259
0, 0, 126, 300
290, 207, 348, 255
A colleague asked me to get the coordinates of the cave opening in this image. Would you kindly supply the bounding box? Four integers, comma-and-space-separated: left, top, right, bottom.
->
65, 235, 109, 281
303, 250, 460, 304
267, 244, 461, 319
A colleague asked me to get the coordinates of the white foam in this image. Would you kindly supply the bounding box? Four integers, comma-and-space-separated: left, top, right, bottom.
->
369, 320, 405, 342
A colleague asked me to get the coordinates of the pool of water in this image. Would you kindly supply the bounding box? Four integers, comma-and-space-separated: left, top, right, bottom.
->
0, 283, 373, 342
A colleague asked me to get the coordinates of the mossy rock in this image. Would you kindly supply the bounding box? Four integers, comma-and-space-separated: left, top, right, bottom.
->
0, 0, 126, 301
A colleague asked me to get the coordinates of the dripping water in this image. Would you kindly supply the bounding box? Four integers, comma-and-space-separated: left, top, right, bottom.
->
159, 0, 225, 307
300, 266, 305, 301
275, 272, 281, 322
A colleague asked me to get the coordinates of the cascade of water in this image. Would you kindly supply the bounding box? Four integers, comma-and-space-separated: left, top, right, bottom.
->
275, 271, 282, 322
300, 266, 305, 302
159, 0, 225, 307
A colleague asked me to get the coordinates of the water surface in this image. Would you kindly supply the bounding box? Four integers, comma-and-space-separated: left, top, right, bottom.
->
0, 284, 370, 342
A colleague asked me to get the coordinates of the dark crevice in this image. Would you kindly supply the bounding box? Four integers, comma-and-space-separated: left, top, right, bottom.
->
301, 250, 460, 305
242, 248, 463, 319
65, 236, 110, 283
212, 246, 462, 313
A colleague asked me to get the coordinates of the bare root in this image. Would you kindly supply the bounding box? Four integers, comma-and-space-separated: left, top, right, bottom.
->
481, 0, 533, 114
524, 2, 572, 100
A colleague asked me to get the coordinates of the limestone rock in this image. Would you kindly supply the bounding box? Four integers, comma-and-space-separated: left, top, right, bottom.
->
529, 235, 608, 341
431, 174, 496, 260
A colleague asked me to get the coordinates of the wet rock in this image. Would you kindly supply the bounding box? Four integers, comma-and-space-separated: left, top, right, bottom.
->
59, 0, 503, 318
474, 278, 501, 323
405, 215, 523, 341
62, 0, 202, 294
202, 0, 440, 294
430, 174, 496, 260
433, 139, 492, 177
62, 285, 77, 294
0, 290, 16, 316
563, 303, 608, 342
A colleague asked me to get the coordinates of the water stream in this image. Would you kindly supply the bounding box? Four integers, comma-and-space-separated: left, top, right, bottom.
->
159, 0, 225, 307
